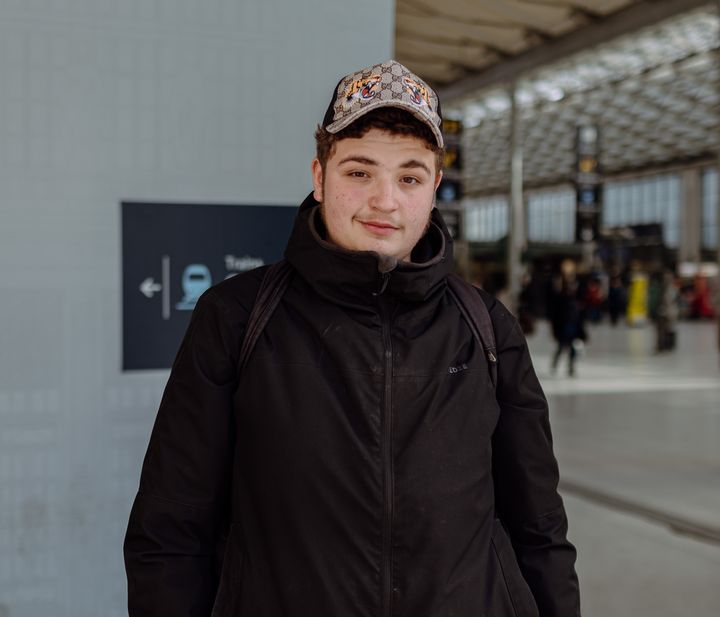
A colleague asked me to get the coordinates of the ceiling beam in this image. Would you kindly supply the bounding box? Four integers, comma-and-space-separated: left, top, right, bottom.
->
399, 0, 560, 43
439, 0, 713, 102
396, 28, 513, 60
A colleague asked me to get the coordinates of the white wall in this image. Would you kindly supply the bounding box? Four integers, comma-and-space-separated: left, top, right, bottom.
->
0, 1, 394, 615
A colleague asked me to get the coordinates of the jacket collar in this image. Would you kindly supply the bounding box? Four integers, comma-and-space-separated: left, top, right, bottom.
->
284, 192, 453, 307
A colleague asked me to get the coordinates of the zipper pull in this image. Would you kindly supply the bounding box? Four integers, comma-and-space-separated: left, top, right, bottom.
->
373, 272, 391, 296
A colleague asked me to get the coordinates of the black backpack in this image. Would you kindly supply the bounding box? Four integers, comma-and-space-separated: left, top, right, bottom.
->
239, 260, 497, 386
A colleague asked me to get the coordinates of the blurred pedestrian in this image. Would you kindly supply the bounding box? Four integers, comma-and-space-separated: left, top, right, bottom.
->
711, 276, 720, 360
655, 270, 678, 352
517, 271, 537, 335
548, 259, 586, 377
690, 275, 715, 319
607, 275, 626, 326
583, 276, 604, 323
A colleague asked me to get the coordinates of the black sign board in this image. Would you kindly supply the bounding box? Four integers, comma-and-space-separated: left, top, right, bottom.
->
436, 118, 464, 207
574, 126, 603, 243
576, 184, 603, 243
443, 144, 462, 172
442, 118, 463, 137
122, 202, 296, 371
438, 206, 463, 240
437, 179, 462, 203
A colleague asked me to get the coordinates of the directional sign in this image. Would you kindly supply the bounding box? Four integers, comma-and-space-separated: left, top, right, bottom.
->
139, 278, 162, 298
122, 202, 297, 371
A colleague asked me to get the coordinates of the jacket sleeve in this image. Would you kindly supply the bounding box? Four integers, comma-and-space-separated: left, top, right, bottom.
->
488, 297, 581, 617
124, 288, 245, 617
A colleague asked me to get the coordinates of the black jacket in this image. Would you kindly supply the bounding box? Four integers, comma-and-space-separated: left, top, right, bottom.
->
124, 194, 580, 617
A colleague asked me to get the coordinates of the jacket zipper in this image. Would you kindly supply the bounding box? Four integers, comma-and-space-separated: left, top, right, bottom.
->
377, 275, 394, 617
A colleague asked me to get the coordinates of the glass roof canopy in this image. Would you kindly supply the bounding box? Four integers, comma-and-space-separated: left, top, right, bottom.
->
449, 6, 719, 195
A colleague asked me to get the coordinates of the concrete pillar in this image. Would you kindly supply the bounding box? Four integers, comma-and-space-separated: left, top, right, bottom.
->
679, 168, 702, 263
507, 83, 526, 311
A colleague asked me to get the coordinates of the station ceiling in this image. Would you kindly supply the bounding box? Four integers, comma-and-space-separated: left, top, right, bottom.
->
395, 1, 719, 195
396, 0, 641, 86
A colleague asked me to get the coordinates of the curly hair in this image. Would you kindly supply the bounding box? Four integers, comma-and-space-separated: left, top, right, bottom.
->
314, 108, 444, 174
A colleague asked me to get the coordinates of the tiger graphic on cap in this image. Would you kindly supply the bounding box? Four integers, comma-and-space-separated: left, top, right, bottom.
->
403, 76, 431, 108
341, 74, 382, 109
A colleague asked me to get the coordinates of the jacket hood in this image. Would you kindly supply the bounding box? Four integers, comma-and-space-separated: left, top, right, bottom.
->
284, 192, 454, 307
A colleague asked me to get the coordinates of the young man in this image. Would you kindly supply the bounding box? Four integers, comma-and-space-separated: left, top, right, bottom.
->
125, 60, 581, 617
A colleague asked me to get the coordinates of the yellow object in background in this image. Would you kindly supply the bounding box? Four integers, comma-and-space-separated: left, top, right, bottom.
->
627, 273, 649, 326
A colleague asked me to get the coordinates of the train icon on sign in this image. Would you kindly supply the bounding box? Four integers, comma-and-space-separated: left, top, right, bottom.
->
176, 264, 212, 311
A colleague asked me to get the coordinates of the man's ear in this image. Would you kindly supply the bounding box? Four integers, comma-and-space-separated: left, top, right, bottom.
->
434, 169, 443, 191
311, 159, 324, 202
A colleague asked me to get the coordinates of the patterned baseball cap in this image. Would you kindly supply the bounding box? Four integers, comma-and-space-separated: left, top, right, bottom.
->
321, 60, 443, 148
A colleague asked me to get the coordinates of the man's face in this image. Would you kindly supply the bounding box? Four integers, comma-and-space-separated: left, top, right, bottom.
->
311, 128, 442, 262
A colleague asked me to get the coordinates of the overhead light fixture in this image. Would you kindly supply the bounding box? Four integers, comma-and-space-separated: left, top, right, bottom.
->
462, 102, 487, 128
485, 93, 511, 113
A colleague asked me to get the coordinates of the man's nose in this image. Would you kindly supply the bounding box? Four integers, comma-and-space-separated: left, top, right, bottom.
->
369, 177, 397, 212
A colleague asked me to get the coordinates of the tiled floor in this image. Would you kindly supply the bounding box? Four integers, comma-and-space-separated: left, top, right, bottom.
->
525, 319, 720, 616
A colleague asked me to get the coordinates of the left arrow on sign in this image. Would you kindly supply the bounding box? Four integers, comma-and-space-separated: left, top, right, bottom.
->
140, 278, 162, 298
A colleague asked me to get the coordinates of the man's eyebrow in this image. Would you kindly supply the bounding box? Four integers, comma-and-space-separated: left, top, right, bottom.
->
399, 159, 432, 175
337, 156, 378, 166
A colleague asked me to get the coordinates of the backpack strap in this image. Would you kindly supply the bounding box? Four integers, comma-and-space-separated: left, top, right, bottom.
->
446, 273, 498, 388
238, 259, 294, 373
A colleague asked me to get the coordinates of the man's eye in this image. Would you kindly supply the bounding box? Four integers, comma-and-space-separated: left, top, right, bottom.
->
401, 176, 420, 184
349, 171, 368, 178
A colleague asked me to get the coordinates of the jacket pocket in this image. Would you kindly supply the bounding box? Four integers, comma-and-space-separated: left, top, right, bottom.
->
211, 523, 245, 616
490, 519, 539, 617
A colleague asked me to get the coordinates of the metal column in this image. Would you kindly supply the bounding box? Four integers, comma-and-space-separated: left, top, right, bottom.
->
679, 168, 702, 264
507, 83, 526, 312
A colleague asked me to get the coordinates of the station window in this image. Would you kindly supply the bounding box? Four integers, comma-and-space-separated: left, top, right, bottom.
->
464, 196, 508, 242
527, 187, 576, 243
602, 173, 680, 247
701, 168, 718, 250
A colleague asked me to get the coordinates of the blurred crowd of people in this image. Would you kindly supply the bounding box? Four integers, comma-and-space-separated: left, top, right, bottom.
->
481, 258, 720, 375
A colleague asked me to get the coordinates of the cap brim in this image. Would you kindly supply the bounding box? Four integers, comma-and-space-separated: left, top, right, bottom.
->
325, 99, 444, 148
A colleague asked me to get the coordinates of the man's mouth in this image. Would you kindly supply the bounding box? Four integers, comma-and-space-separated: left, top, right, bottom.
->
358, 220, 399, 236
